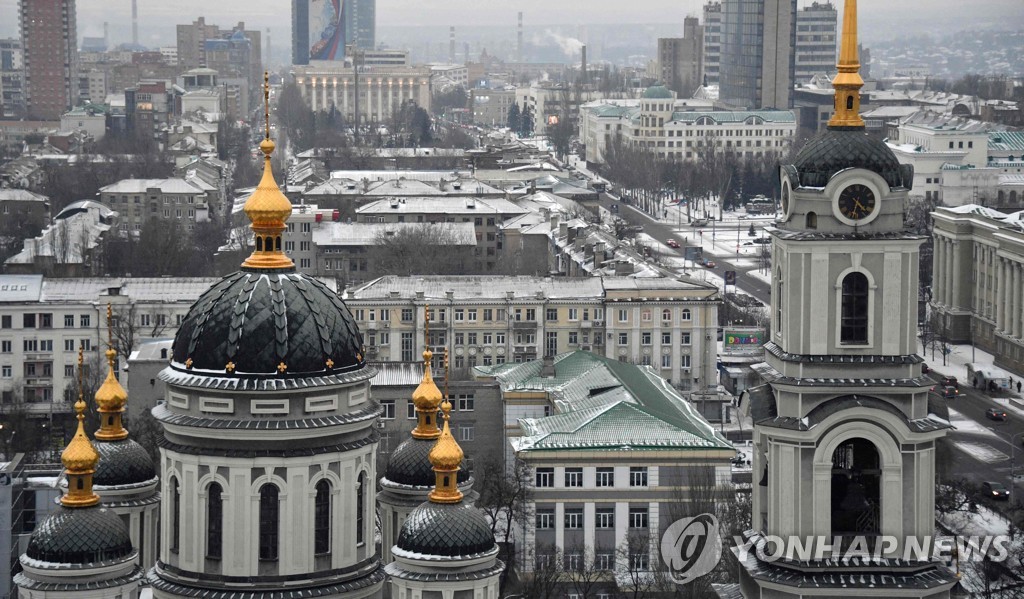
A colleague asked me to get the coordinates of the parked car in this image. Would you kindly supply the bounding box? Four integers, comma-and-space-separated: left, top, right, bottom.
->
703, 259, 717, 268
985, 408, 1009, 421
931, 385, 959, 399
982, 481, 1010, 500
939, 375, 959, 389
666, 239, 680, 249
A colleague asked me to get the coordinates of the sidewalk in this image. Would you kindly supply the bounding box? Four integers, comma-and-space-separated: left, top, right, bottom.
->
921, 340, 1024, 415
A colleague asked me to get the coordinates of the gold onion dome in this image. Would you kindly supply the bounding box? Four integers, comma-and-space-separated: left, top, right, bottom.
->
61, 395, 101, 507
428, 400, 465, 504
412, 350, 443, 410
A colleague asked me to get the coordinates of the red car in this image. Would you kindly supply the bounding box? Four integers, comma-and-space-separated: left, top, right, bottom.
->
666, 239, 680, 249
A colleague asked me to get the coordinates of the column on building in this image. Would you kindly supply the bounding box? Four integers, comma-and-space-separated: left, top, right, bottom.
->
341, 79, 349, 117
310, 77, 318, 111
934, 236, 945, 306
331, 78, 338, 109
1014, 261, 1022, 338
999, 257, 1009, 333
951, 240, 961, 310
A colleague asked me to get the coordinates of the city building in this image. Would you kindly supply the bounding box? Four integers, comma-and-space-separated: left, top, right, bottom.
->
0, 38, 24, 118
59, 104, 107, 140
722, 1, 958, 596
718, 0, 797, 109
470, 87, 516, 126
343, 276, 721, 393
703, 2, 723, 85
480, 350, 732, 587
347, 0, 376, 50
0, 274, 216, 413
794, 2, 837, 83
19, 0, 79, 120
0, 189, 49, 227
98, 178, 214, 235
658, 17, 705, 99
0, 456, 62, 599
176, 18, 262, 76
292, 0, 375, 65
291, 63, 432, 123
930, 204, 1024, 374
4, 200, 117, 277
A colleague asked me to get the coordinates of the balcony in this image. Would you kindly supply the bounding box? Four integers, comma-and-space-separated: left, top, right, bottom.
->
512, 320, 538, 331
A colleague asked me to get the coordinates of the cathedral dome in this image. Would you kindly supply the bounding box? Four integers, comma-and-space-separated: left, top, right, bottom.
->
94, 439, 156, 487
642, 85, 673, 99
169, 270, 364, 378
385, 436, 471, 488
395, 502, 495, 558
791, 128, 907, 189
26, 506, 134, 565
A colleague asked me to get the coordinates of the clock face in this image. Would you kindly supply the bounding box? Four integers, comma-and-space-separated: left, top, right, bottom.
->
780, 181, 790, 216
837, 184, 876, 221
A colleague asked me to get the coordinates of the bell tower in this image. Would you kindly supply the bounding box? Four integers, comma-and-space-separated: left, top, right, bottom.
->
727, 1, 959, 597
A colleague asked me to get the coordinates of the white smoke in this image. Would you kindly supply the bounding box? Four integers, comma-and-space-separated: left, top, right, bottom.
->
532, 29, 584, 57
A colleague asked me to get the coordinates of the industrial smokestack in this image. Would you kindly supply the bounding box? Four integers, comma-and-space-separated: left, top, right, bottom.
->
517, 12, 523, 62
131, 0, 138, 46
581, 44, 587, 86
449, 26, 456, 64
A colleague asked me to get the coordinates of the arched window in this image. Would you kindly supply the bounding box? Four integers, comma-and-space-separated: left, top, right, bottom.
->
840, 272, 869, 344
662, 308, 672, 322
170, 477, 180, 553
258, 484, 279, 560
776, 268, 783, 334
681, 309, 691, 321
846, 95, 854, 110
806, 212, 818, 229
356, 473, 366, 545
831, 438, 880, 537
255, 237, 263, 252
207, 483, 223, 559
314, 480, 331, 555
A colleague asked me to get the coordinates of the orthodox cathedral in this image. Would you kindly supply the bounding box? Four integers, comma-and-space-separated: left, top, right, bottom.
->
14, 78, 500, 599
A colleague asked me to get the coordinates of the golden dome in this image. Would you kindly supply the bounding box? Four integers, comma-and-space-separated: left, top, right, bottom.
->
60, 397, 100, 508
412, 350, 443, 409
94, 348, 129, 441
828, 0, 865, 128
428, 400, 464, 504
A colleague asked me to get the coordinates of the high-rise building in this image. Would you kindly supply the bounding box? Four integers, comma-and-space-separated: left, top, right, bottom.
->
718, 0, 797, 109
702, 2, 722, 85
658, 17, 705, 98
795, 1, 838, 84
292, 0, 375, 65
176, 18, 262, 88
19, 0, 78, 120
0, 38, 25, 118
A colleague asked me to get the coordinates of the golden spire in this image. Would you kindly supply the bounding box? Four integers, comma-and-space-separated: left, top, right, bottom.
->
828, 0, 864, 128
61, 346, 100, 508
411, 305, 443, 440
95, 304, 128, 441
241, 71, 294, 271
428, 398, 464, 504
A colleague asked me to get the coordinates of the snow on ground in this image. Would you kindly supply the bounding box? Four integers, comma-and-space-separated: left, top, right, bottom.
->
635, 232, 672, 253
953, 441, 1009, 464
948, 409, 1001, 438
747, 269, 772, 285
921, 341, 1024, 419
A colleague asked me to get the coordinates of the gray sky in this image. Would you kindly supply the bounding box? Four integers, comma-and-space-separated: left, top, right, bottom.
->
1, 0, 1021, 46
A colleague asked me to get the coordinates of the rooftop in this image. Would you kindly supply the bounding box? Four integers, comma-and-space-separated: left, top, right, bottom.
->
98, 178, 209, 196
310, 222, 477, 247
356, 196, 527, 216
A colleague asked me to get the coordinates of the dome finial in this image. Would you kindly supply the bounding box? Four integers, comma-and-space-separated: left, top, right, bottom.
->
61, 345, 100, 508
828, 0, 864, 128
411, 305, 443, 439
94, 304, 128, 441
241, 71, 295, 271
428, 398, 464, 504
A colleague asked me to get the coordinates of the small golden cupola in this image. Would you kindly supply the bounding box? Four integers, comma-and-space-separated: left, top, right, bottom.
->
95, 305, 128, 441
828, 0, 864, 128
61, 346, 101, 508
411, 306, 443, 440
242, 71, 294, 271
428, 398, 465, 504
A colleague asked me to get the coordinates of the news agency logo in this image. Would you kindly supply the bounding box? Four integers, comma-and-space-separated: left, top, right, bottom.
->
660, 514, 723, 584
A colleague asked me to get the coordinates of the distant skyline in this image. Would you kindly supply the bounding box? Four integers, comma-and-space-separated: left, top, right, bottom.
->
0, 0, 1020, 51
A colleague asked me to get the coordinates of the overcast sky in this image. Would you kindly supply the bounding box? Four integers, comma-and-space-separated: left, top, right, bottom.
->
1, 0, 1021, 46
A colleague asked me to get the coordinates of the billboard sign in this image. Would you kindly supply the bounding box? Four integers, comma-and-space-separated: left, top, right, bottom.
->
722, 327, 765, 356
309, 0, 345, 61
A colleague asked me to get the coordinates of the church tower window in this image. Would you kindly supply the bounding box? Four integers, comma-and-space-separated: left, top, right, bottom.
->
206, 483, 223, 559
831, 438, 881, 538
259, 484, 280, 560
171, 477, 180, 553
356, 473, 366, 545
840, 272, 869, 344
314, 480, 331, 555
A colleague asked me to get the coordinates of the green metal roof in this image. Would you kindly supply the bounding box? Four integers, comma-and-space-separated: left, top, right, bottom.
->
990, 132, 1024, 152
642, 85, 673, 99
669, 110, 796, 124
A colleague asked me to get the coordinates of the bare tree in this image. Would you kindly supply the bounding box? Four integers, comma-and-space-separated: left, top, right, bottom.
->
516, 543, 564, 599
369, 223, 477, 276
565, 544, 609, 599
476, 453, 532, 589
110, 304, 172, 365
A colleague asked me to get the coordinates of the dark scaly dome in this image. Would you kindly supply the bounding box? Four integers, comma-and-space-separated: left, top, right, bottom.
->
395, 502, 495, 558
791, 128, 908, 189
94, 439, 156, 486
170, 270, 364, 377
385, 436, 471, 487
26, 506, 134, 564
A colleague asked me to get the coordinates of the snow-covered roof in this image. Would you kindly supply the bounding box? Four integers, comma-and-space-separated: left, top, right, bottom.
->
99, 177, 209, 195
310, 222, 477, 247
356, 196, 527, 216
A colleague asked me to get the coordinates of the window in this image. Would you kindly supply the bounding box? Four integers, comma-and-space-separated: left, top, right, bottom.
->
536, 511, 555, 529
314, 480, 331, 555
459, 425, 474, 441
526, 308, 536, 321
407, 400, 416, 419
596, 467, 614, 487
641, 310, 652, 322
483, 308, 493, 321
596, 508, 615, 528
455, 309, 465, 322
545, 308, 558, 321
171, 478, 181, 552
565, 467, 583, 487
840, 272, 869, 344
681, 332, 691, 345
641, 332, 652, 345
618, 309, 628, 323
64, 339, 75, 352
23, 314, 35, 328
356, 473, 366, 545
1, 366, 10, 378
681, 308, 691, 321
568, 308, 579, 321
629, 507, 649, 528
39, 340, 52, 352
467, 332, 477, 345
207, 483, 223, 559
565, 553, 583, 571
568, 331, 578, 345
662, 332, 672, 345
259, 484, 280, 560
630, 467, 648, 487
23, 339, 37, 352
401, 308, 413, 322
0, 341, 9, 353
0, 316, 9, 329
81, 339, 91, 351
458, 395, 474, 411
596, 553, 615, 571
681, 355, 691, 368
618, 333, 628, 346
467, 309, 477, 322
662, 309, 672, 322
380, 400, 395, 419
535, 468, 554, 487
661, 354, 672, 369
64, 315, 74, 327
631, 552, 650, 571
565, 510, 583, 529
